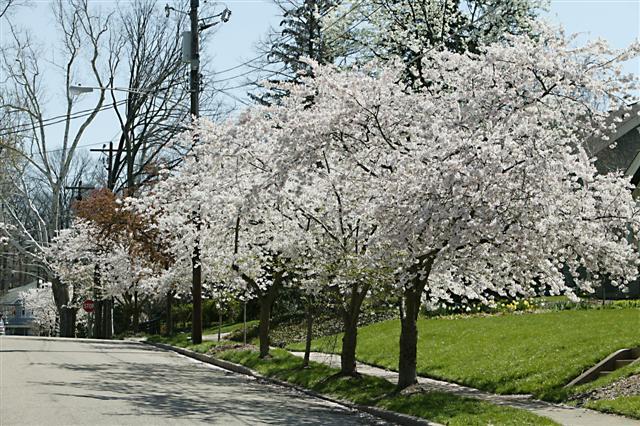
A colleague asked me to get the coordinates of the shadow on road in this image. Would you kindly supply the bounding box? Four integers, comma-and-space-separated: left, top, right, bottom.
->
28, 347, 378, 425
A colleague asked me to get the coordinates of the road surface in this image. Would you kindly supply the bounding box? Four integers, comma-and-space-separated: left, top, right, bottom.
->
0, 336, 388, 425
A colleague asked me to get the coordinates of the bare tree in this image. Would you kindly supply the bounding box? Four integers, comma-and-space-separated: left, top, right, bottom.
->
101, 0, 225, 195
0, 0, 27, 21
0, 0, 116, 336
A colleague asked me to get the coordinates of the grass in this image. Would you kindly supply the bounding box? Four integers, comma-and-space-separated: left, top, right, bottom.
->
288, 308, 640, 399
567, 361, 640, 419
146, 332, 230, 353
569, 361, 640, 397
203, 320, 259, 336
217, 348, 557, 425
585, 396, 640, 419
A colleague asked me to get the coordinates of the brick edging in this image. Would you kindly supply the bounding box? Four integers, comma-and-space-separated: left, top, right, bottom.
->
144, 341, 441, 426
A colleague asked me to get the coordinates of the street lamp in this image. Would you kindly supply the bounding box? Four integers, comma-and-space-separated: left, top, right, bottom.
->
68, 85, 157, 96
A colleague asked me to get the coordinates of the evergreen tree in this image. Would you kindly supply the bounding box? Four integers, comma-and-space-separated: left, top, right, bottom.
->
251, 0, 340, 105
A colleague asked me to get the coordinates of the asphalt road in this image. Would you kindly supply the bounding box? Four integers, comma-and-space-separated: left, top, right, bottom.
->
0, 336, 389, 426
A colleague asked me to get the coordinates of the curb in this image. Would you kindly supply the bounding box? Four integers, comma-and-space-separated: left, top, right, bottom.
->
0, 335, 146, 345
144, 341, 441, 426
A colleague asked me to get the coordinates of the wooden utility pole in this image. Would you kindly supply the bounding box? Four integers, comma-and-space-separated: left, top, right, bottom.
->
89, 143, 116, 339
190, 0, 203, 344
90, 142, 114, 189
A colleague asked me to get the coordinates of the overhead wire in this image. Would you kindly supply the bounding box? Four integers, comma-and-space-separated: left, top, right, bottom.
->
208, 0, 356, 87
0, 100, 128, 139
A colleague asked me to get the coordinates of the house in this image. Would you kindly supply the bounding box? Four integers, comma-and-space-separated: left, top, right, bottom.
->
0, 281, 38, 335
588, 102, 640, 299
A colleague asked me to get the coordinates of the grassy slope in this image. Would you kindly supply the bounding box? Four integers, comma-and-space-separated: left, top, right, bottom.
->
289, 308, 640, 398
585, 396, 640, 419
203, 320, 259, 336
146, 333, 230, 353
218, 349, 557, 426
570, 361, 640, 396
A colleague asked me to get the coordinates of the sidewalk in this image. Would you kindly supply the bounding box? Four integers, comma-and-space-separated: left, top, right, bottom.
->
290, 351, 640, 426
202, 332, 230, 342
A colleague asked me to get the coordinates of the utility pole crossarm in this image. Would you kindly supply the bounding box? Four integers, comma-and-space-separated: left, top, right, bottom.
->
64, 180, 95, 201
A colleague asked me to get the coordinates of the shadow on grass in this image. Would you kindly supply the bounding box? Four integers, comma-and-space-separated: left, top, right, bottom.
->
217, 348, 558, 426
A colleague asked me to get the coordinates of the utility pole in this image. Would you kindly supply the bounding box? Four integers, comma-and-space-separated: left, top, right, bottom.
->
90, 142, 114, 190
65, 180, 95, 202
165, 0, 230, 344
89, 142, 116, 339
190, 0, 203, 345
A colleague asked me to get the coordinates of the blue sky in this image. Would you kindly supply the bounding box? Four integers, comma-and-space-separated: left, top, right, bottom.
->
1, 0, 639, 156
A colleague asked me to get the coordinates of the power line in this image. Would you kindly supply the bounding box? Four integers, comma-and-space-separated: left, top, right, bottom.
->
217, 88, 252, 107
24, 138, 120, 156
209, 0, 349, 81
0, 100, 127, 139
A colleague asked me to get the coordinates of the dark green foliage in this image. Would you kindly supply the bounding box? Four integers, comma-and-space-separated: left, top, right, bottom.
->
251, 0, 338, 105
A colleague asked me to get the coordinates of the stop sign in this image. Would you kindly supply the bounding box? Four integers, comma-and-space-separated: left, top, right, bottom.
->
83, 300, 95, 313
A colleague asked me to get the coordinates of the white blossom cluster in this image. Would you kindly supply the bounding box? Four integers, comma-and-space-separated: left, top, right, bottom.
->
62, 27, 640, 312
0, 222, 14, 245
21, 282, 58, 335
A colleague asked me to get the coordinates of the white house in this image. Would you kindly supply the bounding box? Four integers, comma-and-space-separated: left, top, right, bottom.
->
0, 281, 38, 335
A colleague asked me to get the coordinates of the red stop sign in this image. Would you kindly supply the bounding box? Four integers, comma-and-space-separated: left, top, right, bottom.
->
83, 300, 95, 313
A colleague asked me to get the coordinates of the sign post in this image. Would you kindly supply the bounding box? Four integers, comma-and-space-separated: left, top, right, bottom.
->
83, 300, 95, 338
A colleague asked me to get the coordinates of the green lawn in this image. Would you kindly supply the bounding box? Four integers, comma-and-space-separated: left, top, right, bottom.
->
288, 308, 640, 399
585, 396, 640, 419
203, 320, 259, 336
569, 360, 640, 397
146, 333, 231, 353
218, 349, 557, 426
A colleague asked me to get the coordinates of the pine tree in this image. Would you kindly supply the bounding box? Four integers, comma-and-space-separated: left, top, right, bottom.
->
251, 0, 340, 105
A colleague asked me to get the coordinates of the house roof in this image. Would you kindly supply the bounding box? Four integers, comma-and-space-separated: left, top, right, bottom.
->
0, 281, 39, 305
589, 103, 640, 178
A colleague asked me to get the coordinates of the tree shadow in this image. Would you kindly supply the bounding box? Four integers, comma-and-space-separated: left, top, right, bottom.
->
28, 345, 384, 425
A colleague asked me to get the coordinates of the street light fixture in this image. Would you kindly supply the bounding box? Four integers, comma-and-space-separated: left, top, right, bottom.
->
68, 84, 157, 96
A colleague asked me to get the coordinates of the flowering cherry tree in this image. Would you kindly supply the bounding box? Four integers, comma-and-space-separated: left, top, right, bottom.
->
0, 222, 12, 245
131, 119, 310, 356
128, 23, 638, 386
21, 282, 59, 336
254, 27, 640, 386
44, 220, 101, 334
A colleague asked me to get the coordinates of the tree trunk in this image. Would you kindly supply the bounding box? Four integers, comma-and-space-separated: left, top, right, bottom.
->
397, 253, 435, 390
258, 296, 273, 358
303, 302, 314, 368
59, 306, 76, 338
339, 285, 368, 376
165, 291, 174, 336
133, 291, 139, 333
95, 300, 104, 338
398, 286, 422, 389
105, 298, 113, 339
340, 310, 359, 375
50, 275, 76, 337
218, 310, 222, 341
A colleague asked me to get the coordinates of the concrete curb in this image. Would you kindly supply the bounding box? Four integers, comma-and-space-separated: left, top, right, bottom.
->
144, 341, 441, 426
0, 335, 146, 345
